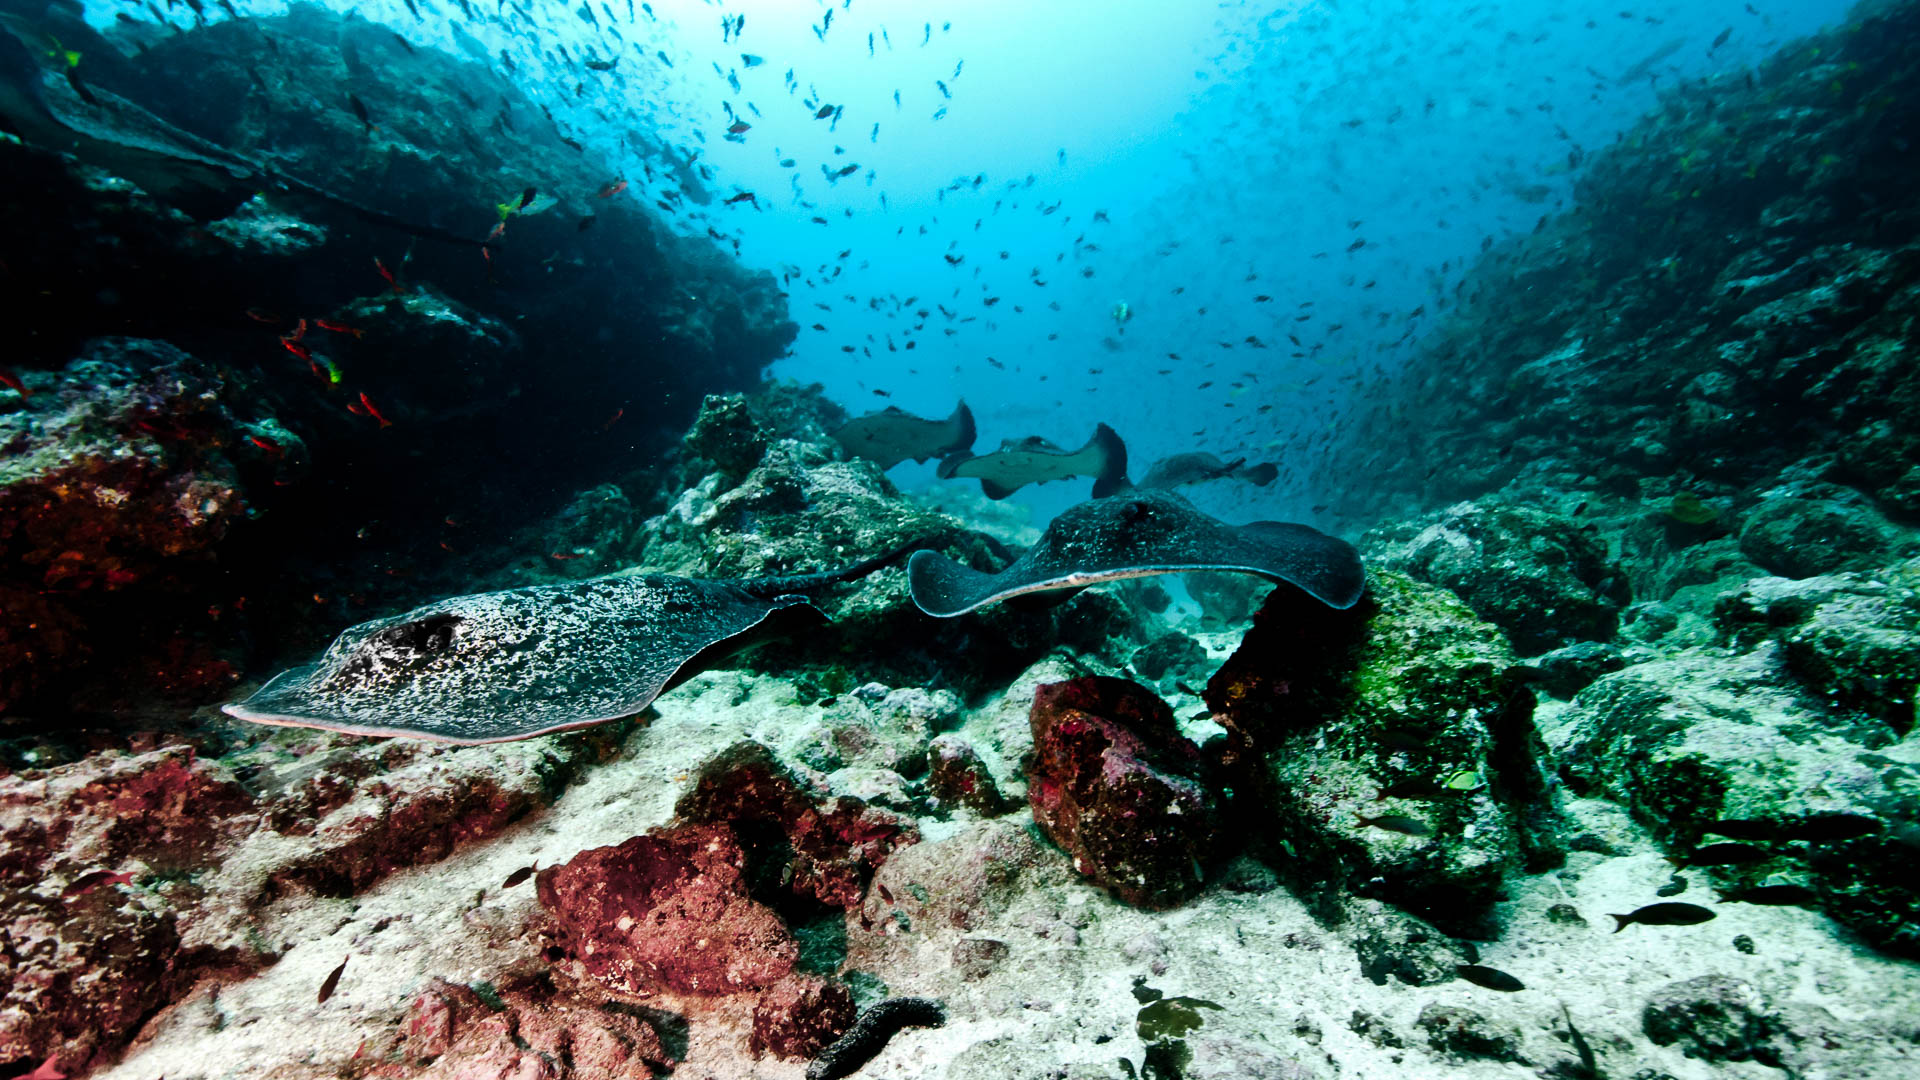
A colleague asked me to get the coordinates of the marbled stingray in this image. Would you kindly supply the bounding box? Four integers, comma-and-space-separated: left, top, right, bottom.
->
224, 569, 865, 743
908, 490, 1366, 616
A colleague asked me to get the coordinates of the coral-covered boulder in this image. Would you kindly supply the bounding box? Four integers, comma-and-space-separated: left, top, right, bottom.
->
1026, 676, 1217, 909
0, 338, 261, 709
1738, 487, 1915, 579
537, 823, 798, 996
1206, 570, 1547, 935
1553, 646, 1920, 957
1363, 499, 1628, 655
749, 974, 857, 1060
1712, 565, 1920, 731
925, 734, 1018, 817
402, 978, 673, 1077
673, 740, 918, 910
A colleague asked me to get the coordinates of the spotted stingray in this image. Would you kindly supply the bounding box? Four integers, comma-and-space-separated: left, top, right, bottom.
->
908, 490, 1365, 617
224, 557, 897, 744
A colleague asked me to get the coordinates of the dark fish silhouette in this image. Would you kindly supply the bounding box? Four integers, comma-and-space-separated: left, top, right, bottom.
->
1665, 842, 1769, 867
1137, 451, 1279, 490
1456, 964, 1524, 991
831, 400, 975, 470
909, 490, 1365, 617
938, 422, 1128, 500
1609, 902, 1715, 932
318, 956, 348, 1004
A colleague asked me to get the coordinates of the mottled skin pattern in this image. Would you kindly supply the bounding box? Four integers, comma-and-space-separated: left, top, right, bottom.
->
909, 489, 1365, 617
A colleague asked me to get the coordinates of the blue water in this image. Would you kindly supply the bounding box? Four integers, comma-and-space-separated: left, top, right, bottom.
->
80, 0, 1851, 524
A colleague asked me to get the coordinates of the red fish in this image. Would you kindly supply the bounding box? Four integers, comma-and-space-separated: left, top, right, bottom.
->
548, 551, 583, 561
358, 392, 393, 428
0, 368, 28, 399
245, 307, 281, 324
726, 120, 751, 134
601, 407, 624, 430
281, 338, 312, 362
62, 869, 135, 899
284, 318, 309, 342
315, 318, 364, 338
248, 435, 282, 456
596, 179, 628, 198
724, 190, 758, 206
373, 257, 406, 294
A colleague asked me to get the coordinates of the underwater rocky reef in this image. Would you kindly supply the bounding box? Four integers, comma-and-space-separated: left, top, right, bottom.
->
2, 3, 1919, 1080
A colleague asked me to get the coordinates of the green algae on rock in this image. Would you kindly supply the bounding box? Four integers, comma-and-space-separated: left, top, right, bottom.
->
1363, 499, 1629, 656
1551, 645, 1920, 957
1206, 569, 1553, 938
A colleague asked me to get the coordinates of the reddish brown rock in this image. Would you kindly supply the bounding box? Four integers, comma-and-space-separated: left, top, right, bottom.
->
0, 733, 612, 1069
925, 734, 1017, 816
402, 978, 671, 1078
0, 339, 259, 713
538, 823, 798, 997
1026, 676, 1217, 909
748, 974, 857, 1060
673, 740, 917, 909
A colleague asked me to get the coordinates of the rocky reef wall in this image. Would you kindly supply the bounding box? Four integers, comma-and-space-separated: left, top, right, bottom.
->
0, 3, 793, 723
1322, 0, 1920, 530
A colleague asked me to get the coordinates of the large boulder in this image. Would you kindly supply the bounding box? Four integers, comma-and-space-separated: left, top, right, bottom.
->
1025, 676, 1218, 909
1713, 565, 1920, 731
1551, 646, 1920, 957
536, 823, 799, 997
1363, 500, 1629, 655
1206, 570, 1551, 936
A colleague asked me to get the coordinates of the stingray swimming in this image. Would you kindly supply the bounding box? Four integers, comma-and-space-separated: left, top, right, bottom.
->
938, 422, 1129, 500
224, 554, 905, 743
831, 400, 975, 470
909, 490, 1364, 616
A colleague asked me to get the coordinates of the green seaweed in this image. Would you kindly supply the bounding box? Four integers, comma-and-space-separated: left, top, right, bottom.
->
1136, 996, 1223, 1042
1666, 491, 1719, 525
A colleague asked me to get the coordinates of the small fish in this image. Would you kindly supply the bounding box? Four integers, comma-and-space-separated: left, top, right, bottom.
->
314, 319, 363, 338
248, 435, 283, 456
358, 392, 393, 428
0, 368, 30, 399
1609, 902, 1715, 932
502, 863, 537, 888
724, 191, 758, 206
1561, 1004, 1598, 1080
244, 307, 281, 324
596, 179, 628, 198
1785, 814, 1880, 841
373, 257, 405, 294
61, 869, 135, 899
727, 120, 751, 134
1354, 813, 1432, 837
309, 357, 343, 385
347, 93, 375, 132
1455, 964, 1524, 991
1666, 842, 1769, 867
602, 407, 624, 430
318, 956, 348, 1003
280, 337, 312, 362
1719, 883, 1819, 906
814, 104, 836, 119
741, 53, 763, 67
584, 57, 618, 72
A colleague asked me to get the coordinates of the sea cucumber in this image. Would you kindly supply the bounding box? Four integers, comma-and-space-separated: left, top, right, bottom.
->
805, 996, 947, 1080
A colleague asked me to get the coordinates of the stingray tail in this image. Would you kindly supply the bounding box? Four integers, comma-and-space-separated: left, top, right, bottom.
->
738, 539, 941, 597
